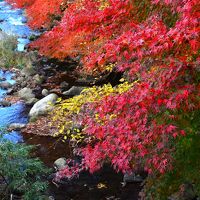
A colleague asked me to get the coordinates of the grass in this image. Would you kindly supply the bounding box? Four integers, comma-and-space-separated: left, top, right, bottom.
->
0, 32, 36, 69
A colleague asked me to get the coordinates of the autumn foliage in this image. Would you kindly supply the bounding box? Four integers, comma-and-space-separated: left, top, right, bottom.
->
7, 0, 200, 191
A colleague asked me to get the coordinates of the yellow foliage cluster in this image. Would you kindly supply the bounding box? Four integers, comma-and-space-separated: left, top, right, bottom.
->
51, 81, 133, 143
98, 0, 109, 10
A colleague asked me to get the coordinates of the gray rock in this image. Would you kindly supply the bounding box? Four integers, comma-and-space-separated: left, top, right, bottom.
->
17, 87, 35, 101
20, 81, 27, 88
0, 81, 12, 89
0, 100, 11, 107
42, 89, 49, 97
60, 81, 69, 91
29, 93, 58, 118
48, 196, 55, 200
33, 74, 44, 84
54, 157, 67, 171
7, 88, 13, 95
25, 97, 38, 106
21, 66, 36, 77
8, 123, 26, 131
0, 77, 6, 81
63, 86, 85, 96
122, 172, 143, 187
15, 76, 25, 84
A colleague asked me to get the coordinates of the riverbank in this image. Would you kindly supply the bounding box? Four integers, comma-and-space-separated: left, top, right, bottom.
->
0, 52, 144, 200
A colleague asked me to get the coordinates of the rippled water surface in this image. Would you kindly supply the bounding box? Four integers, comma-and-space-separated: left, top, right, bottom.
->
0, 70, 27, 143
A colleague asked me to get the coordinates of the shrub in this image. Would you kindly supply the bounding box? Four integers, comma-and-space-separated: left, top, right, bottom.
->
52, 81, 133, 142
0, 139, 49, 200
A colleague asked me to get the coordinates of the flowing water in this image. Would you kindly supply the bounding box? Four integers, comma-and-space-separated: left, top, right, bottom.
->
0, 2, 142, 199
0, 0, 38, 51
0, 70, 27, 143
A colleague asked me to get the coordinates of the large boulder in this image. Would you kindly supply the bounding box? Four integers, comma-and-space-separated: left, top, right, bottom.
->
29, 93, 58, 118
17, 87, 35, 101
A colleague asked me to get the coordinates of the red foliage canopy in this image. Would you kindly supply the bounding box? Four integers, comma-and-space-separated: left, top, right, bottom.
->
7, 0, 200, 178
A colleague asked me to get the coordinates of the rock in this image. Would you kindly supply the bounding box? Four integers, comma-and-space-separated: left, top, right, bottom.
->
10, 194, 22, 200
168, 183, 196, 200
8, 123, 26, 131
0, 100, 11, 107
33, 74, 44, 84
0, 77, 6, 81
0, 81, 12, 89
63, 86, 85, 96
43, 66, 52, 71
42, 89, 49, 97
60, 81, 69, 91
21, 18, 27, 24
54, 157, 67, 171
40, 195, 55, 200
29, 93, 58, 118
15, 76, 25, 84
7, 88, 14, 95
122, 172, 143, 187
25, 98, 38, 106
17, 87, 35, 101
20, 81, 27, 88
21, 66, 36, 77
48, 196, 55, 200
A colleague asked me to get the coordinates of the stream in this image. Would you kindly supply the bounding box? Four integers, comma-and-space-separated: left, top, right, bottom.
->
0, 0, 38, 51
0, 1, 142, 199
